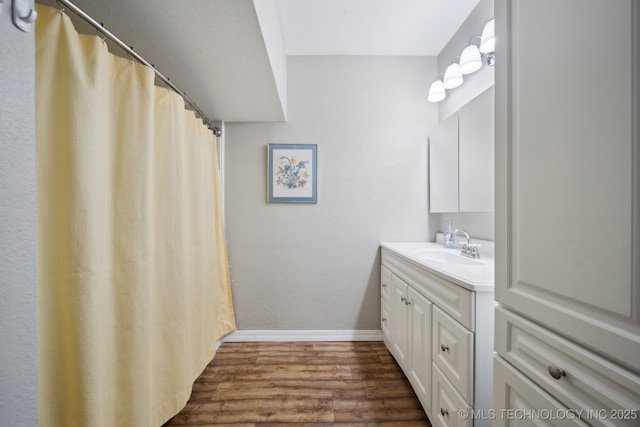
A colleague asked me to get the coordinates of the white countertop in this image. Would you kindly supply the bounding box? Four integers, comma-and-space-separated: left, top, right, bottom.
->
380, 239, 495, 292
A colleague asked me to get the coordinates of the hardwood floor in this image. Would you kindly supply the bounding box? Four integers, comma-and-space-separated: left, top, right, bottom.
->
163, 341, 431, 426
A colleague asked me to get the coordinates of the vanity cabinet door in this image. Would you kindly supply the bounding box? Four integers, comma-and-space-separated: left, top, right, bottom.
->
381, 266, 393, 347
408, 287, 432, 413
495, 0, 640, 372
429, 112, 459, 213
391, 275, 409, 368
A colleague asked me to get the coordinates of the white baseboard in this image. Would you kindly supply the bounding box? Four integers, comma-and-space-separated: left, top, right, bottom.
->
222, 329, 383, 342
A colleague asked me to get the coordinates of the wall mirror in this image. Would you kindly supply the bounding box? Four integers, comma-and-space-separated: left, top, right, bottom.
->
429, 87, 494, 213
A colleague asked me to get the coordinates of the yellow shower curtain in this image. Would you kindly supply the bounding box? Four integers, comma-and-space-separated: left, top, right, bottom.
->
35, 5, 235, 426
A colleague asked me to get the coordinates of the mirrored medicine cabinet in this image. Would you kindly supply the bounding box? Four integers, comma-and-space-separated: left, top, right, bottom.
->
429, 86, 494, 213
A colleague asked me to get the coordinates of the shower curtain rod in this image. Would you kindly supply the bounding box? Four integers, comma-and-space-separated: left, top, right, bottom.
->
55, 0, 222, 137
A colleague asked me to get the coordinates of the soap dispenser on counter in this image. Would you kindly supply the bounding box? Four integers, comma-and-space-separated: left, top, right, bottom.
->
443, 217, 455, 248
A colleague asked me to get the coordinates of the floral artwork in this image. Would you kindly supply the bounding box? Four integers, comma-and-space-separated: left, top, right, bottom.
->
276, 156, 310, 189
267, 144, 317, 203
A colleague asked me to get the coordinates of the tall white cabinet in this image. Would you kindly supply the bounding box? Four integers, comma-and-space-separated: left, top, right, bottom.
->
494, 0, 640, 424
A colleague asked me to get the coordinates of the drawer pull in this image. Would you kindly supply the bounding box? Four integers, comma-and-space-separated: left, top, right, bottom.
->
440, 408, 449, 416
548, 365, 566, 380
441, 344, 449, 352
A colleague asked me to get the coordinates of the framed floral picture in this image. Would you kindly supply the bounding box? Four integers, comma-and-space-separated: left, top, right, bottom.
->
267, 144, 317, 203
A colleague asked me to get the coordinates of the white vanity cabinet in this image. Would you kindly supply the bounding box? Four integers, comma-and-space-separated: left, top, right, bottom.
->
380, 243, 494, 427
494, 0, 640, 423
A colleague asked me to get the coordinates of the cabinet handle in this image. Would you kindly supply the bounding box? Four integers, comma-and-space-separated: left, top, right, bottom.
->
441, 344, 449, 352
400, 296, 406, 302
382, 283, 387, 288
382, 317, 387, 322
548, 365, 566, 380
440, 408, 449, 416
405, 300, 411, 306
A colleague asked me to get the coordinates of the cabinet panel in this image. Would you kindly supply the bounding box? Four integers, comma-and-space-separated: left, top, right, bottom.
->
429, 112, 459, 213
433, 306, 473, 402
458, 87, 494, 212
493, 356, 589, 427
495, 0, 640, 372
408, 287, 432, 413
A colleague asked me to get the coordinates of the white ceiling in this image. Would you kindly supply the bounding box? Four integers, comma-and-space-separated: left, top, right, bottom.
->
276, 0, 480, 56
39, 0, 480, 122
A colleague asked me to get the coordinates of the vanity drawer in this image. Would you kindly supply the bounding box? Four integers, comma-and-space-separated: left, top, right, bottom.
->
495, 306, 640, 427
381, 265, 392, 303
432, 363, 472, 427
493, 356, 589, 427
433, 306, 474, 403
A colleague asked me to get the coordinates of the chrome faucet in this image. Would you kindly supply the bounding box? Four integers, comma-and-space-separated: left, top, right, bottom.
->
452, 229, 471, 246
452, 229, 481, 259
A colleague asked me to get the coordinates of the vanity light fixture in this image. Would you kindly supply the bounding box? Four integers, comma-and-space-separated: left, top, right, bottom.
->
428, 18, 495, 103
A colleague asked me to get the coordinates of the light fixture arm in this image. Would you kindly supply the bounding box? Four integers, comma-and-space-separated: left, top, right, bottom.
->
467, 35, 482, 46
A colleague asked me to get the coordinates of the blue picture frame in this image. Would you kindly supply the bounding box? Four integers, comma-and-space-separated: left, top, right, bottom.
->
267, 144, 317, 203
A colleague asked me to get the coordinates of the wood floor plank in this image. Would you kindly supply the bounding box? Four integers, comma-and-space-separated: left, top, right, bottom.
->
256, 355, 384, 365
363, 378, 419, 399
163, 341, 431, 426
334, 400, 427, 423
202, 364, 353, 381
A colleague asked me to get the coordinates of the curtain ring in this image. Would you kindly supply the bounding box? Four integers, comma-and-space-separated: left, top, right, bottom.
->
129, 47, 136, 64
97, 30, 106, 45
56, 1, 65, 14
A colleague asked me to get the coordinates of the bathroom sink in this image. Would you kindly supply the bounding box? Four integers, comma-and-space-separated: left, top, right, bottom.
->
413, 249, 484, 266
380, 241, 494, 290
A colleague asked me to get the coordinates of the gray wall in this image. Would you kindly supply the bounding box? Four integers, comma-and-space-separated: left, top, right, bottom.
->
433, 0, 495, 241
226, 56, 438, 330
0, 3, 38, 426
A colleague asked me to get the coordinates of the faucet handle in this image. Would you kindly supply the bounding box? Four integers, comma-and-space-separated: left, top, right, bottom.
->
461, 243, 481, 259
